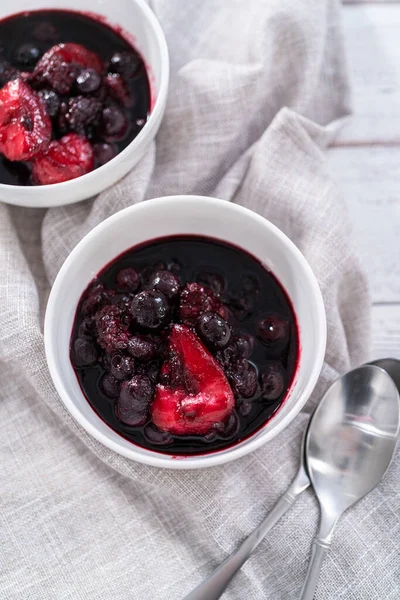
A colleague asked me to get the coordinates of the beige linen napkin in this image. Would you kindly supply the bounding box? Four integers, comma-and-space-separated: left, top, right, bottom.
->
2, 1, 397, 599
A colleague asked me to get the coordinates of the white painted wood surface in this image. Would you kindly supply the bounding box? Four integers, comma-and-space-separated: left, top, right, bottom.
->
337, 4, 400, 144
328, 2, 400, 359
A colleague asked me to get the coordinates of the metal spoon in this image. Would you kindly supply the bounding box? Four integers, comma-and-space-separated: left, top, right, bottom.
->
369, 358, 400, 393
183, 424, 311, 600
299, 364, 400, 599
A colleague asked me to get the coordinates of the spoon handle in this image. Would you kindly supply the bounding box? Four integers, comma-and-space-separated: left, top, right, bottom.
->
183, 466, 309, 600
299, 538, 331, 600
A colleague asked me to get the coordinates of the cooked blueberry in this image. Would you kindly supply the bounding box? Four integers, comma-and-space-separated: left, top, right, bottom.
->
14, 43, 41, 67
148, 270, 181, 300
127, 335, 156, 361
101, 105, 128, 140
0, 59, 19, 86
38, 89, 60, 118
215, 344, 239, 369
213, 413, 238, 437
116, 374, 153, 425
197, 312, 232, 349
259, 363, 286, 400
81, 282, 113, 315
232, 333, 254, 358
240, 275, 260, 294
108, 51, 140, 78
116, 267, 140, 292
101, 373, 120, 398
228, 359, 258, 399
93, 142, 117, 167
76, 68, 101, 93
258, 314, 289, 347
144, 424, 173, 445
71, 337, 98, 366
131, 290, 170, 330
196, 271, 225, 295
110, 353, 135, 380
78, 317, 95, 339
238, 401, 252, 417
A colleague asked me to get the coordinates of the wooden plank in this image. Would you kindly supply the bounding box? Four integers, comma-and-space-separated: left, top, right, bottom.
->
327, 145, 400, 303
372, 304, 400, 358
344, 1, 400, 5
336, 5, 400, 144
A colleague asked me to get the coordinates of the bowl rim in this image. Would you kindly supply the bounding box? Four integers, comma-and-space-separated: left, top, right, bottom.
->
44, 195, 327, 469
0, 0, 169, 202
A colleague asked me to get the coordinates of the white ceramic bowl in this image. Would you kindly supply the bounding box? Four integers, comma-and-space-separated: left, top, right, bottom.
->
0, 0, 169, 207
45, 196, 327, 469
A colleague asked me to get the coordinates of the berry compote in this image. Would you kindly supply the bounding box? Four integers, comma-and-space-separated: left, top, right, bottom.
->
70, 236, 299, 455
0, 10, 151, 185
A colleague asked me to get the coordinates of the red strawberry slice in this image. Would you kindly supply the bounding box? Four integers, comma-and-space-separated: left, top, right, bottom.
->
32, 133, 94, 185
0, 79, 51, 161
151, 324, 235, 435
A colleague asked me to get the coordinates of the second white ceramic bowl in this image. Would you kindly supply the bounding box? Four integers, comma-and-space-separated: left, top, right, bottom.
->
0, 0, 169, 207
45, 196, 327, 469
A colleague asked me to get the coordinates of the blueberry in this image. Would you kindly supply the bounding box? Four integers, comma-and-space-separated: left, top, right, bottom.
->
215, 345, 239, 369
110, 353, 135, 380
148, 270, 181, 300
76, 68, 101, 93
102, 105, 128, 140
238, 401, 252, 417
38, 89, 60, 118
0, 59, 19, 86
259, 363, 286, 400
101, 373, 120, 398
213, 413, 238, 437
116, 374, 153, 426
71, 337, 98, 367
109, 51, 140, 78
93, 142, 118, 167
131, 290, 170, 330
196, 271, 225, 295
144, 424, 173, 445
116, 267, 140, 292
78, 317, 95, 339
258, 314, 289, 347
197, 311, 232, 349
14, 43, 41, 67
128, 335, 156, 361
232, 333, 254, 358
228, 359, 258, 399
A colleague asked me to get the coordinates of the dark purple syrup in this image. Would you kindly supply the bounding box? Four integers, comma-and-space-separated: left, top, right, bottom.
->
0, 10, 151, 185
71, 236, 299, 455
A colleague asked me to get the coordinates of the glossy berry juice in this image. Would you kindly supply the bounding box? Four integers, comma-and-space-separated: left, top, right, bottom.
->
70, 236, 299, 456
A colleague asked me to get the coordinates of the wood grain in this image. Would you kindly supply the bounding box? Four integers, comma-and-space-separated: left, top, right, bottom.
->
336, 5, 400, 145
327, 145, 400, 304
372, 304, 400, 358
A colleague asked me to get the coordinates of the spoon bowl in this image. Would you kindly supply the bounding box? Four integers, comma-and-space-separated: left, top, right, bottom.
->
300, 364, 400, 599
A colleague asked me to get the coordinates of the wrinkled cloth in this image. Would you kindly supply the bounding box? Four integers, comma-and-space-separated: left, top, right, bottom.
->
2, 1, 396, 599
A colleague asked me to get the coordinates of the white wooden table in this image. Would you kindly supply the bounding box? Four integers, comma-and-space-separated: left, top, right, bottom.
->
328, 0, 400, 358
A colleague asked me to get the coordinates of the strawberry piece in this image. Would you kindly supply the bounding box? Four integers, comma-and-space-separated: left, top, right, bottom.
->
39, 42, 103, 72
32, 133, 94, 185
0, 79, 51, 161
31, 43, 103, 94
151, 324, 235, 435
